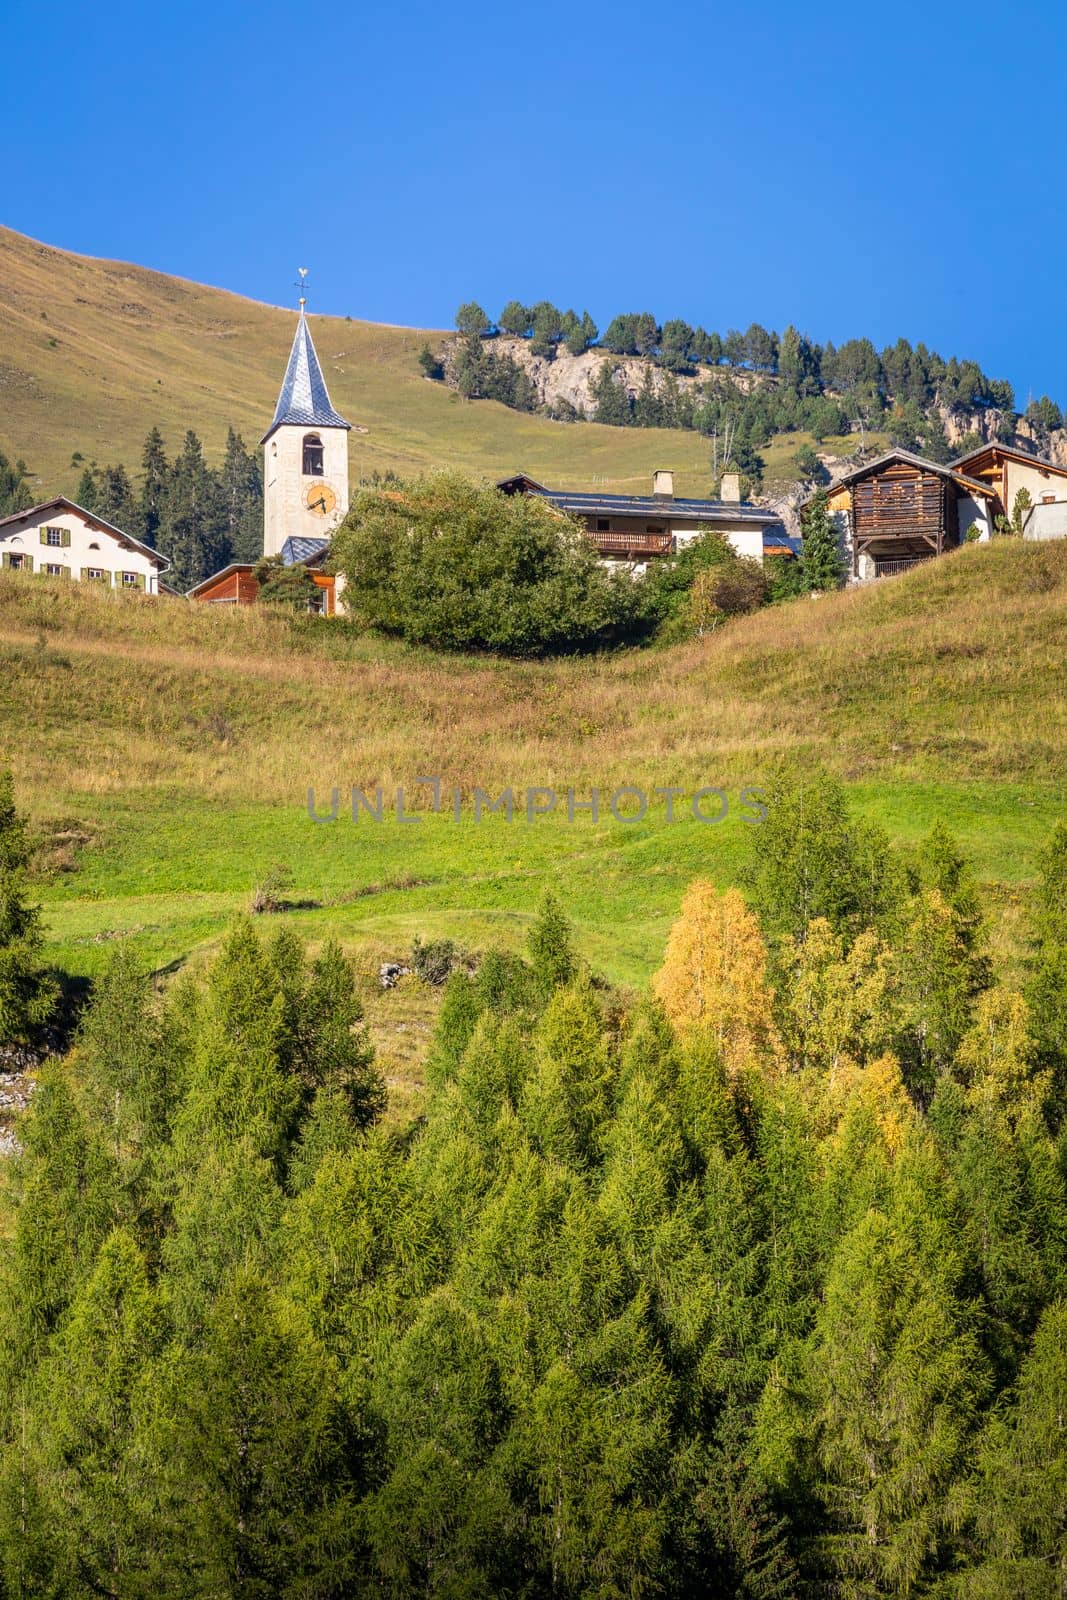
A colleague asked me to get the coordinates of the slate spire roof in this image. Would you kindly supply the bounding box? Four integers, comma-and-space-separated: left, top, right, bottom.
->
261, 312, 351, 442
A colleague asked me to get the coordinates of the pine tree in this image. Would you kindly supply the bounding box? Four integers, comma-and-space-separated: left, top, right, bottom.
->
365, 1289, 513, 1593
1, 1230, 163, 1593
522, 979, 613, 1168
0, 771, 58, 1046
172, 919, 299, 1168
77, 942, 180, 1161
800, 488, 845, 591
778, 920, 893, 1075
95, 462, 141, 535
221, 427, 263, 565
139, 425, 169, 548
270, 932, 384, 1132
747, 768, 904, 947
161, 429, 226, 588
527, 888, 575, 998
2, 1066, 118, 1358
962, 1301, 1067, 1596
75, 463, 99, 510
1025, 822, 1067, 1123
0, 448, 31, 517
152, 1271, 361, 1594
801, 1141, 988, 1596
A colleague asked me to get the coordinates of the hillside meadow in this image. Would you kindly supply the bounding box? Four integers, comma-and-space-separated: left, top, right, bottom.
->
0, 225, 861, 499
1, 537, 1063, 1056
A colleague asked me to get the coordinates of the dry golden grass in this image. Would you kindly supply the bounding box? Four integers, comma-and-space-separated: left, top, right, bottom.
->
1, 538, 1063, 811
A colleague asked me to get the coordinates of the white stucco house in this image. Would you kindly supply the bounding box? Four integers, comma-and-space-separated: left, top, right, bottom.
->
0, 498, 170, 592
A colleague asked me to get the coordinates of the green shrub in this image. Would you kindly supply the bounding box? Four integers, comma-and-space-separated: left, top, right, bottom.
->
645, 527, 768, 640
331, 472, 651, 656
411, 935, 459, 985
253, 556, 319, 611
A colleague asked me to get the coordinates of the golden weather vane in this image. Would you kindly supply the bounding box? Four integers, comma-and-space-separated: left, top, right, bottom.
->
294, 266, 309, 310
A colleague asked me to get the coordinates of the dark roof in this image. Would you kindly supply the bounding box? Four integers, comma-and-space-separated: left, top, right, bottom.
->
280, 536, 331, 567
497, 477, 782, 526
0, 497, 171, 569
261, 313, 351, 443
824, 449, 995, 500
764, 532, 802, 555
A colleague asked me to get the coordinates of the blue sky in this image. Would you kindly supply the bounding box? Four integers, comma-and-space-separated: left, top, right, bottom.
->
3, 0, 1064, 408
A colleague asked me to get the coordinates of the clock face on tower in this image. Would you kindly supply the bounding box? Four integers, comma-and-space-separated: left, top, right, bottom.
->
306, 482, 337, 517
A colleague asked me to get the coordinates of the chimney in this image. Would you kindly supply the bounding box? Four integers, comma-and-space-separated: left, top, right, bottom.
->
652, 468, 674, 499
719, 471, 741, 503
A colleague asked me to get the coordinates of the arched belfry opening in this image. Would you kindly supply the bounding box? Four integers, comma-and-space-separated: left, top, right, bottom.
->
302, 433, 324, 476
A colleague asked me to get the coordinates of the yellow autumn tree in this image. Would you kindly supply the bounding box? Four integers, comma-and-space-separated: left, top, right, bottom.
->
779, 919, 893, 1078
652, 880, 781, 1076
954, 987, 1042, 1112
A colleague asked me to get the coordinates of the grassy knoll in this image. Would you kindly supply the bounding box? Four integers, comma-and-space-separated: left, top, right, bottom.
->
0, 225, 867, 500
0, 538, 1063, 1048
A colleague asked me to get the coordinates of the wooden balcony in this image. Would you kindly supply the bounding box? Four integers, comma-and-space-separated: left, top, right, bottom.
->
586, 528, 674, 558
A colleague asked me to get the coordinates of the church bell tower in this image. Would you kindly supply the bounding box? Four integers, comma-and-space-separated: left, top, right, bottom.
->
261, 281, 351, 558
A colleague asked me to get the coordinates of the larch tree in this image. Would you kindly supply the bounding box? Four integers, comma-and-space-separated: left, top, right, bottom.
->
653, 880, 781, 1077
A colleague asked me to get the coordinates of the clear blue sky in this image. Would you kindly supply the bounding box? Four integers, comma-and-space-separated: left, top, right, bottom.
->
3, 0, 1063, 407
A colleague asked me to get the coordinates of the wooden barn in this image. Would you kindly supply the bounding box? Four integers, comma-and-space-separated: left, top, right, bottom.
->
187, 542, 338, 614
823, 450, 996, 580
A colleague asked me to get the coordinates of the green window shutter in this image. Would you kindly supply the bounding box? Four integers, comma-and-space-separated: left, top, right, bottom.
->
80, 567, 89, 581
23, 556, 33, 573
1, 554, 9, 569
62, 528, 71, 548
39, 528, 48, 544
136, 573, 146, 591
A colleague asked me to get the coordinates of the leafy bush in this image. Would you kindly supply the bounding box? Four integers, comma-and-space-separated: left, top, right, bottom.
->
411, 935, 459, 985
644, 528, 768, 641
331, 472, 652, 656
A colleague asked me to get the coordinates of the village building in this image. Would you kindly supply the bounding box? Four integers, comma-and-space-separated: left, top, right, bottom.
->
821, 450, 998, 581
187, 535, 338, 613
191, 295, 351, 608
496, 470, 795, 566
0, 497, 170, 592
193, 306, 796, 610
952, 441, 1067, 541
261, 307, 351, 558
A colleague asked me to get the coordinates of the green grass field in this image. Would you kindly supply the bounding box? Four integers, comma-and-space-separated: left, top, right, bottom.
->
0, 225, 868, 500
1, 537, 1062, 1021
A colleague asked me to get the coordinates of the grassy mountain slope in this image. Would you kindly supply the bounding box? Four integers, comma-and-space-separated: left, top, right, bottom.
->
0, 225, 827, 501
0, 225, 870, 499
1, 540, 1062, 1028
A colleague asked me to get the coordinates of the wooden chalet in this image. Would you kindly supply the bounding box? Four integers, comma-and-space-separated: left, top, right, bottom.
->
497, 470, 793, 565
952, 441, 1067, 531
188, 538, 338, 614
823, 450, 996, 580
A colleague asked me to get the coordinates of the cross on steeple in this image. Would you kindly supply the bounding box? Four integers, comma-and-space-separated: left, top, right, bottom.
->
294, 266, 309, 311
